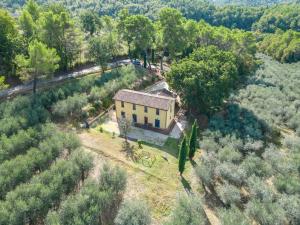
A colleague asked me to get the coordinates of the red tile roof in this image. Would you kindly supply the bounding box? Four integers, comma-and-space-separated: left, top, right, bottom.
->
113, 89, 175, 111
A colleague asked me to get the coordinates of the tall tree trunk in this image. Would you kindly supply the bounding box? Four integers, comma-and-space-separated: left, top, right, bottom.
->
128, 42, 131, 60
33, 75, 37, 94
160, 55, 163, 71
143, 50, 147, 69
152, 49, 155, 64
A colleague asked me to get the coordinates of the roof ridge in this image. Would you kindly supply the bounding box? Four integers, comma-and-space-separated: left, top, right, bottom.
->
120, 89, 175, 100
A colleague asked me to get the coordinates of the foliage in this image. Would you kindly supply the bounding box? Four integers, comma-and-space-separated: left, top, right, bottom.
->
89, 36, 113, 72
159, 8, 186, 59
36, 4, 83, 70
165, 194, 207, 225
0, 8, 22, 75
46, 164, 127, 225
195, 55, 300, 225
0, 129, 69, 199
98, 164, 127, 195
215, 182, 241, 206
115, 200, 151, 225
246, 199, 287, 225
211, 5, 264, 30
52, 93, 88, 119
233, 54, 300, 133
279, 194, 300, 225
217, 206, 251, 225
0, 76, 9, 90
118, 118, 131, 143
246, 176, 274, 202
0, 150, 93, 225
188, 119, 198, 159
253, 4, 300, 32
167, 46, 239, 114
121, 14, 155, 65
80, 10, 101, 36
259, 30, 300, 63
138, 140, 143, 149
15, 40, 60, 93
178, 136, 188, 175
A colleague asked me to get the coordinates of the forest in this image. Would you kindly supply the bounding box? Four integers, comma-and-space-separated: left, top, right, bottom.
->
0, 0, 300, 224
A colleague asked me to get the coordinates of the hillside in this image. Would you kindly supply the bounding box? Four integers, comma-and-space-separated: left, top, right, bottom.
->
0, 0, 300, 224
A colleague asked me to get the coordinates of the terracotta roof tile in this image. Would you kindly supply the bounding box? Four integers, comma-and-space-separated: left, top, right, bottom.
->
113, 89, 174, 110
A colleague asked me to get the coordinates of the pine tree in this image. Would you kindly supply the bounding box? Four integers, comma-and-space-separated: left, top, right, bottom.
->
189, 120, 198, 159
179, 136, 188, 176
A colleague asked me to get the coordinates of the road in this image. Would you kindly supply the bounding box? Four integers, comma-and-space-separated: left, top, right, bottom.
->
0, 59, 132, 99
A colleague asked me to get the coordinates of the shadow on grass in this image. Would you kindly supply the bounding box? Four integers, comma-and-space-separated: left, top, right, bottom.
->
190, 159, 197, 167
181, 176, 192, 193
142, 137, 181, 158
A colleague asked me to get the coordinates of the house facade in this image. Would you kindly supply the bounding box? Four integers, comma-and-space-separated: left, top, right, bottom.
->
113, 89, 175, 131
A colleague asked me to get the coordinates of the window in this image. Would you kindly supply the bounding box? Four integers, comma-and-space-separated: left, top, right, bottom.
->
132, 114, 137, 123
155, 119, 160, 128
133, 104, 136, 110
156, 108, 159, 115
144, 117, 148, 125
121, 111, 125, 118
121, 101, 124, 108
144, 106, 148, 113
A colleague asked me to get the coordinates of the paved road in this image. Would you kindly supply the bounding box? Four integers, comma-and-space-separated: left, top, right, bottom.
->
0, 59, 131, 99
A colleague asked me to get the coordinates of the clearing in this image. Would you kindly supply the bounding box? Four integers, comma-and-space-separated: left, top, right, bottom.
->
78, 129, 202, 224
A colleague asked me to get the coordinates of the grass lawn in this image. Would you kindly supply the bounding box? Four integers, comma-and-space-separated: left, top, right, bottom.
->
78, 129, 202, 224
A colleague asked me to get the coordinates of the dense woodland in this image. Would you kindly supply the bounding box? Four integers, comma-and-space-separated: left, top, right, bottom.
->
0, 0, 300, 224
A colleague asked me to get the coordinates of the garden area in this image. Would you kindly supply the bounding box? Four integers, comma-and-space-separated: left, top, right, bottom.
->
78, 128, 197, 224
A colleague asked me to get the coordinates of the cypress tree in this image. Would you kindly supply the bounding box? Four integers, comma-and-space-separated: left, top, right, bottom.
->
179, 136, 188, 176
189, 120, 198, 159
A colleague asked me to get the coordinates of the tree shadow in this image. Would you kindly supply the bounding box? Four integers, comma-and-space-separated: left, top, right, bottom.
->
180, 176, 192, 194
190, 159, 197, 167
142, 137, 180, 159
246, 77, 276, 87
208, 103, 279, 145
121, 141, 136, 161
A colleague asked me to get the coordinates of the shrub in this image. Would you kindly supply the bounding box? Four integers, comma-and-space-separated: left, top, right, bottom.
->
279, 194, 300, 225
283, 136, 300, 153
99, 164, 127, 195
274, 175, 300, 195
137, 140, 143, 149
240, 155, 273, 178
200, 138, 219, 152
215, 162, 246, 186
99, 127, 103, 133
215, 182, 241, 206
52, 93, 88, 119
217, 147, 242, 163
246, 176, 274, 202
195, 153, 219, 186
246, 199, 286, 225
46, 165, 127, 225
218, 206, 251, 225
165, 194, 207, 225
114, 200, 151, 225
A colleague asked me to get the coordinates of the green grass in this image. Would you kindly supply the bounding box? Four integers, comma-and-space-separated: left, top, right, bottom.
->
80, 130, 197, 222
